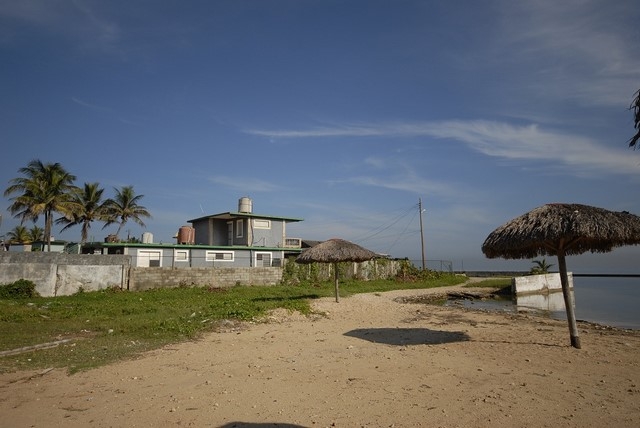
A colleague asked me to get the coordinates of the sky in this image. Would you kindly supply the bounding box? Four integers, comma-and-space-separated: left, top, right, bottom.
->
1, 0, 639, 273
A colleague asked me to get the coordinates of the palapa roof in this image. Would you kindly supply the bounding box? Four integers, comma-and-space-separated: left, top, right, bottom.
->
296, 238, 378, 264
482, 203, 640, 259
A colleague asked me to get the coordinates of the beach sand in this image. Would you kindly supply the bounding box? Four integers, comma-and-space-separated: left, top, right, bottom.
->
1, 284, 639, 427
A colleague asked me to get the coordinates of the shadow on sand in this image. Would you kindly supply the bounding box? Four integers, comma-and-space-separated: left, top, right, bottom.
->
344, 327, 470, 346
218, 423, 307, 428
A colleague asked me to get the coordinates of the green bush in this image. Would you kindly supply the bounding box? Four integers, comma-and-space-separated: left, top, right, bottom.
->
0, 279, 40, 299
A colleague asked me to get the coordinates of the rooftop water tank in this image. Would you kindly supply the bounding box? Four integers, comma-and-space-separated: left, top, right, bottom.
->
142, 232, 153, 244
177, 226, 195, 245
238, 196, 253, 213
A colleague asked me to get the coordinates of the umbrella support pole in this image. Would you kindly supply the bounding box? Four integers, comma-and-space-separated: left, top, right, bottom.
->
558, 253, 581, 349
333, 263, 340, 303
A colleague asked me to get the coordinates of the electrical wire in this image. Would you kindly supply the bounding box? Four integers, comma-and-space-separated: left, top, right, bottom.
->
354, 203, 418, 244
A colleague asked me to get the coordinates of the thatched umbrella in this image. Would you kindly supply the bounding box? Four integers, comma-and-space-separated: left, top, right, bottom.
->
296, 238, 378, 302
482, 203, 640, 349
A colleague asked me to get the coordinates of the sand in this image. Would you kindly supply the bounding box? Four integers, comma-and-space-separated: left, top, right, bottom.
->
1, 284, 639, 428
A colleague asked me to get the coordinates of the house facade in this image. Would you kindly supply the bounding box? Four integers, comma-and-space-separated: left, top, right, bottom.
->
85, 197, 304, 268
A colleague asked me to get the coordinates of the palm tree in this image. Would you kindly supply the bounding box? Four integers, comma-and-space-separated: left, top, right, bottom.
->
56, 182, 107, 243
28, 225, 44, 243
6, 225, 31, 244
102, 185, 151, 238
530, 258, 554, 275
629, 88, 640, 149
4, 160, 80, 251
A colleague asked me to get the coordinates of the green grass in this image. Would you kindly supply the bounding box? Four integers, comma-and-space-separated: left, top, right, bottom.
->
0, 275, 466, 374
463, 277, 513, 295
463, 277, 512, 288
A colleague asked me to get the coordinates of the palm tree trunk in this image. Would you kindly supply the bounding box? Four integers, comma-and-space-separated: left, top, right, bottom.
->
81, 222, 89, 243
115, 221, 124, 238
45, 211, 52, 252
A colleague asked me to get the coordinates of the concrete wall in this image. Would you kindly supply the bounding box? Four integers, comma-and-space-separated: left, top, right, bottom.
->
0, 253, 130, 297
512, 272, 573, 296
128, 267, 283, 291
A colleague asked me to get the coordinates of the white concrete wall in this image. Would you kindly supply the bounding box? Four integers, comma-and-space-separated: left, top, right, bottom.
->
0, 253, 130, 297
512, 272, 573, 295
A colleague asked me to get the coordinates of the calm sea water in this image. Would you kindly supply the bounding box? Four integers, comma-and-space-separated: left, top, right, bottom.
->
454, 277, 640, 330
570, 277, 640, 329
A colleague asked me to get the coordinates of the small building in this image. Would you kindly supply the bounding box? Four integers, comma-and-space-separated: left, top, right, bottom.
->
94, 242, 299, 268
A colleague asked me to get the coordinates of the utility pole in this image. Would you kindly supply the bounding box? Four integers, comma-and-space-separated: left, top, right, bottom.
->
419, 198, 425, 270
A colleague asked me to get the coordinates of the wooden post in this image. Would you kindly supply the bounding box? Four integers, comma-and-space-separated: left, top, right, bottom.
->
557, 251, 581, 348
419, 198, 425, 270
333, 262, 340, 303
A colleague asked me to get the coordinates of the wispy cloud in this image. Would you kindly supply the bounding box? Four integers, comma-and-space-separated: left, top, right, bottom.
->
0, 0, 122, 53
208, 176, 283, 193
246, 120, 640, 176
493, 0, 640, 106
71, 97, 110, 111
330, 157, 455, 196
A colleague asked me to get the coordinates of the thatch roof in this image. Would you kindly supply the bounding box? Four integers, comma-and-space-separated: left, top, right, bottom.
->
296, 238, 378, 264
482, 203, 640, 259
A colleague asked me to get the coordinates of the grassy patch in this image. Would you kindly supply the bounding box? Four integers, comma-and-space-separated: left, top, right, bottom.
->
0, 274, 466, 373
463, 277, 512, 288
463, 277, 513, 295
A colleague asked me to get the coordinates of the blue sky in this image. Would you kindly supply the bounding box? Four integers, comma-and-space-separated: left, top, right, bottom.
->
1, 0, 639, 272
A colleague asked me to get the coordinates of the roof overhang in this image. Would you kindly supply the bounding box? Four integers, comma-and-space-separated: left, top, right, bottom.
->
188, 211, 303, 223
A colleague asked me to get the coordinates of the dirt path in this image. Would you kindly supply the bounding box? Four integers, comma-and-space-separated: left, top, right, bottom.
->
1, 284, 639, 427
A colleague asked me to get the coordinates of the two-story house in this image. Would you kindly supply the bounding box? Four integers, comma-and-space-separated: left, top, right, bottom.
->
93, 197, 304, 268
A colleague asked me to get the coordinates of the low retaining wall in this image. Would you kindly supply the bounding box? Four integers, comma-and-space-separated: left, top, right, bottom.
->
0, 253, 130, 297
128, 267, 283, 291
512, 272, 573, 296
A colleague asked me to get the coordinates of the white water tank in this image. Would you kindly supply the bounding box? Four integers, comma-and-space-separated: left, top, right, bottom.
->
238, 197, 253, 213
142, 232, 153, 243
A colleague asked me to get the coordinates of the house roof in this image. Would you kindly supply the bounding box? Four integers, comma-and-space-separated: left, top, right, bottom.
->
188, 211, 303, 223
98, 242, 302, 252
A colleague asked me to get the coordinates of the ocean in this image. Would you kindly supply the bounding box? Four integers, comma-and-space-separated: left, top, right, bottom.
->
568, 276, 640, 329
454, 276, 640, 330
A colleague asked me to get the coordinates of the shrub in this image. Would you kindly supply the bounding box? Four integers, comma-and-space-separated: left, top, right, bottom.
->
0, 279, 40, 299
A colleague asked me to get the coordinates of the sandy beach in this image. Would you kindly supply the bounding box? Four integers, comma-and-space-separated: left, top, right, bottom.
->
1, 284, 639, 428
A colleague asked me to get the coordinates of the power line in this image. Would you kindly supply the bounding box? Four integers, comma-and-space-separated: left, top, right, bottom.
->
384, 208, 419, 255
353, 203, 418, 244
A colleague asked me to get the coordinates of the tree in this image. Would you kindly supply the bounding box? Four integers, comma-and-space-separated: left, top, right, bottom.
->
530, 258, 554, 275
629, 89, 640, 149
4, 160, 80, 251
56, 182, 107, 243
6, 225, 31, 244
28, 225, 44, 243
102, 186, 151, 238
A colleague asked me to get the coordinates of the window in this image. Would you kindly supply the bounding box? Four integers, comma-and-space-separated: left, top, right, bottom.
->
174, 250, 189, 262
236, 219, 244, 238
138, 250, 162, 267
206, 251, 234, 262
253, 219, 271, 229
255, 252, 272, 267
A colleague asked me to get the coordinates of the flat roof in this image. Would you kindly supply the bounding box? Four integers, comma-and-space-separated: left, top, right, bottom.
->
188, 211, 303, 223
99, 242, 302, 252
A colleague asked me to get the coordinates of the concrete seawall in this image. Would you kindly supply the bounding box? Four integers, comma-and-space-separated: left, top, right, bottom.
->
512, 272, 573, 296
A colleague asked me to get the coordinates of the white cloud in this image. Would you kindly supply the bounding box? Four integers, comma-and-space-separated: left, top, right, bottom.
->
71, 97, 110, 111
0, 0, 122, 53
246, 120, 640, 176
493, 0, 640, 106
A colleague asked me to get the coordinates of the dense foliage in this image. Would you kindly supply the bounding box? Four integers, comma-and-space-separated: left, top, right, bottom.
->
0, 279, 40, 299
3, 159, 150, 244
